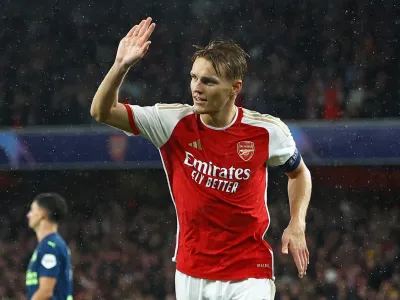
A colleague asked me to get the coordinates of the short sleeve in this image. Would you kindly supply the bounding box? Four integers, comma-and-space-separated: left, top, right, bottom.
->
267, 121, 296, 167
37, 245, 61, 279
123, 103, 193, 148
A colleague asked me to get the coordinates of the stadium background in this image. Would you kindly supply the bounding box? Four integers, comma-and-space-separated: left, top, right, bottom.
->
1, 0, 399, 299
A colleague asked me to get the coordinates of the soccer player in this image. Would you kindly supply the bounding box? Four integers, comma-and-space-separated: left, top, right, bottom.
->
91, 17, 312, 300
26, 193, 73, 300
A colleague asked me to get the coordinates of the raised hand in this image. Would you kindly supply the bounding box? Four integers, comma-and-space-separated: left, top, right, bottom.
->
115, 17, 156, 69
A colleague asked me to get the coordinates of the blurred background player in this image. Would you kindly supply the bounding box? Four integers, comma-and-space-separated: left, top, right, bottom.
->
91, 17, 312, 300
26, 193, 73, 300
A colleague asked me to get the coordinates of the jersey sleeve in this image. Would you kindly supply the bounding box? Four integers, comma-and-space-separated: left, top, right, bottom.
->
267, 120, 297, 167
37, 244, 61, 279
122, 103, 193, 148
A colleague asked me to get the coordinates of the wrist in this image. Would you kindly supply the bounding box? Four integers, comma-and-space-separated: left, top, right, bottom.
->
290, 216, 306, 229
113, 60, 131, 74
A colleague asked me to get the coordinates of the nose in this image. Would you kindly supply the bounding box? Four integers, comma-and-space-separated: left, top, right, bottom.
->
192, 81, 204, 94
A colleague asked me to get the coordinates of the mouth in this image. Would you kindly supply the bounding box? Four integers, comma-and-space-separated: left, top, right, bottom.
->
193, 96, 207, 104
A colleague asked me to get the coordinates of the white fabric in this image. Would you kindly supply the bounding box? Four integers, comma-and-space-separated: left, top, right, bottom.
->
175, 270, 276, 300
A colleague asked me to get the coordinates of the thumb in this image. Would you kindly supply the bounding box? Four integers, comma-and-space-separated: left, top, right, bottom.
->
282, 234, 289, 254
141, 41, 151, 53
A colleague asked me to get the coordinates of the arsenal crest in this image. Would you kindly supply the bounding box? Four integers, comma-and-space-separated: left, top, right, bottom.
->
237, 141, 255, 161
108, 134, 128, 161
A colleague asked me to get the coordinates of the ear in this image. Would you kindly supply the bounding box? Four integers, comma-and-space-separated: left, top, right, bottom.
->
231, 80, 243, 96
39, 207, 49, 220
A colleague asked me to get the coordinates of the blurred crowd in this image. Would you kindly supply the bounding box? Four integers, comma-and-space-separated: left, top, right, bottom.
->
0, 179, 398, 299
1, 0, 399, 127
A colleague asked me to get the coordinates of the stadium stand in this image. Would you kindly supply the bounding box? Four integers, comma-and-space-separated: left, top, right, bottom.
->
0, 0, 399, 299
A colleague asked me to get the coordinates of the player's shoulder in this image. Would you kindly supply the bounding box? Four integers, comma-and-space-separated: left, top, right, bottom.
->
241, 108, 291, 137
155, 103, 192, 110
153, 103, 195, 124
155, 103, 194, 116
39, 234, 67, 253
38, 240, 59, 256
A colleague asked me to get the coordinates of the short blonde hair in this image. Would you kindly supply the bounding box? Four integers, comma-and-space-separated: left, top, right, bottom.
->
192, 38, 249, 80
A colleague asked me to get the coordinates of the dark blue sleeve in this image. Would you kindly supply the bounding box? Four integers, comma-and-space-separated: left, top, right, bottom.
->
37, 244, 61, 279
279, 148, 302, 173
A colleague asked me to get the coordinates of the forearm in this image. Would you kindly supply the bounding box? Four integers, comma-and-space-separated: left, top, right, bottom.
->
90, 63, 129, 121
31, 289, 52, 300
287, 167, 312, 225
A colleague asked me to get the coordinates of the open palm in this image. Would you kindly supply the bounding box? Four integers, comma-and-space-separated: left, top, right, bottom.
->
115, 17, 156, 68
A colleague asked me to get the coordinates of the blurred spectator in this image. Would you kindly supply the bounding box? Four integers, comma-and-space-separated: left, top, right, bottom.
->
0, 175, 399, 299
1, 0, 399, 127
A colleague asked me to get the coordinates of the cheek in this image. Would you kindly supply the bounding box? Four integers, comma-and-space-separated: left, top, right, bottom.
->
209, 87, 229, 100
190, 79, 199, 92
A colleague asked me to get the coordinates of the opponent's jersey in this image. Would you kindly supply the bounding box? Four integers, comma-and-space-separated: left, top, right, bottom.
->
26, 233, 73, 300
123, 103, 297, 280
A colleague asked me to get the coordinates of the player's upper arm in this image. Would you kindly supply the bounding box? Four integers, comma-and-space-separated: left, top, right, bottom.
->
119, 103, 193, 148
38, 277, 57, 297
38, 245, 61, 279
285, 158, 308, 179
267, 119, 301, 173
93, 102, 133, 133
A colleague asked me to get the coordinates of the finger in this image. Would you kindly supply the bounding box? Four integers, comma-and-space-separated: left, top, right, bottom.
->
140, 23, 156, 43
305, 246, 310, 265
300, 248, 308, 275
134, 20, 146, 35
126, 25, 138, 37
292, 248, 304, 278
138, 17, 152, 37
143, 23, 156, 41
140, 41, 152, 54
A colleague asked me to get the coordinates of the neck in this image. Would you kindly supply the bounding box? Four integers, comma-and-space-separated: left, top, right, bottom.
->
36, 222, 57, 242
201, 104, 237, 128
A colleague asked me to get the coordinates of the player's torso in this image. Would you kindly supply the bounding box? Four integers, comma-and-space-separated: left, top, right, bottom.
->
26, 248, 40, 297
160, 109, 270, 234
159, 108, 275, 279
26, 238, 72, 300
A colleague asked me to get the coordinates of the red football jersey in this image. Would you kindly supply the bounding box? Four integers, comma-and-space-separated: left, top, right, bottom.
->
123, 103, 296, 280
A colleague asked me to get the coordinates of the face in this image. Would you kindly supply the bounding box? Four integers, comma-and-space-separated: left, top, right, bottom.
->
190, 57, 242, 115
27, 201, 46, 229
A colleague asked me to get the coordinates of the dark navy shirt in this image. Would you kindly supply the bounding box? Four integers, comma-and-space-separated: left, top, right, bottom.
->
26, 233, 73, 300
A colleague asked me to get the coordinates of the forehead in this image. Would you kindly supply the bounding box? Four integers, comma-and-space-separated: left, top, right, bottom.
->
191, 57, 220, 78
31, 201, 40, 210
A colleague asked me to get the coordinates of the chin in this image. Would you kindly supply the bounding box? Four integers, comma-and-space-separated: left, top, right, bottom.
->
193, 105, 204, 114
28, 221, 36, 229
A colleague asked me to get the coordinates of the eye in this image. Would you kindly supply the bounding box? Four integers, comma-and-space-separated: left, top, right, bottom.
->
203, 79, 217, 86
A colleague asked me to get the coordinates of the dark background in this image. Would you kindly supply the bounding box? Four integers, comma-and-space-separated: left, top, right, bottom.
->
1, 0, 399, 299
